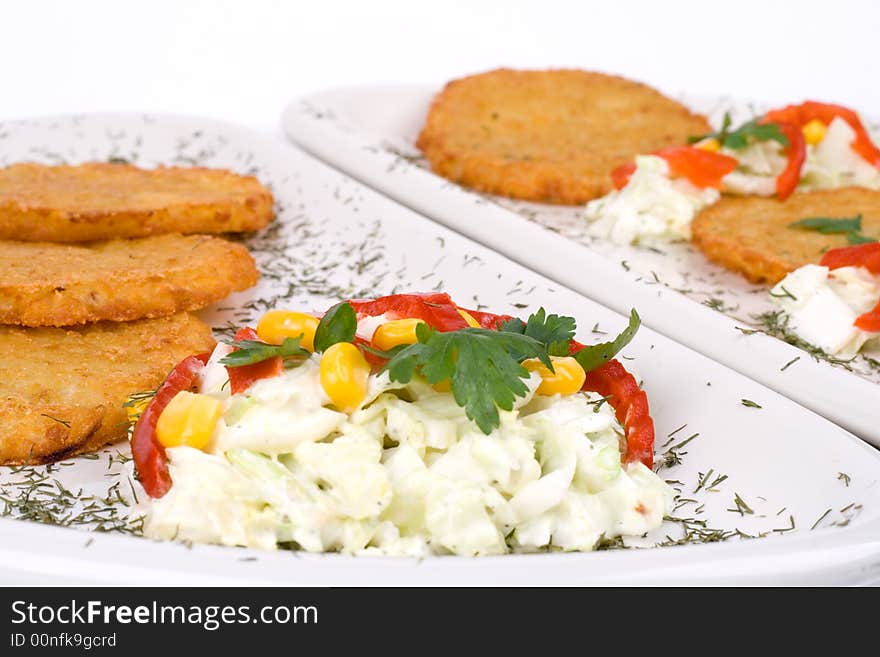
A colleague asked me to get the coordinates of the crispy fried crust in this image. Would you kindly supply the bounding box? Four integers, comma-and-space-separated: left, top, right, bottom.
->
0, 313, 216, 464
0, 162, 274, 242
691, 188, 880, 284
416, 68, 711, 205
0, 234, 259, 326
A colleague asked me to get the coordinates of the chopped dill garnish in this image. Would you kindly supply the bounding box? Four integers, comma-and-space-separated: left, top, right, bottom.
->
745, 310, 858, 370
654, 433, 700, 472
727, 493, 754, 516
594, 535, 628, 551
741, 399, 762, 409
659, 516, 736, 546
811, 508, 833, 530
668, 423, 687, 438
0, 463, 143, 535
40, 414, 71, 428
768, 286, 797, 301
780, 356, 800, 371
837, 472, 851, 487
773, 515, 796, 533
694, 469, 728, 494
587, 394, 613, 413
701, 297, 733, 312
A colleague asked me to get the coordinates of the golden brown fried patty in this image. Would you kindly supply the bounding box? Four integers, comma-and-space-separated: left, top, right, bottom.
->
0, 313, 215, 464
691, 188, 880, 284
416, 68, 711, 204
0, 162, 274, 242
0, 234, 259, 327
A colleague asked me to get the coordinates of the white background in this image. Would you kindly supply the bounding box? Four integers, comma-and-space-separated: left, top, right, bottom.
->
1, 0, 877, 132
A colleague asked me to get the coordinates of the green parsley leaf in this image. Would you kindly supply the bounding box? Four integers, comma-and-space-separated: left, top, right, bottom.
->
689, 112, 734, 144
847, 232, 878, 245
789, 214, 863, 234
690, 114, 788, 150
383, 324, 552, 434
572, 309, 641, 372
500, 308, 576, 356
220, 337, 308, 368
357, 341, 409, 360
724, 120, 789, 149
788, 214, 877, 245
313, 302, 357, 352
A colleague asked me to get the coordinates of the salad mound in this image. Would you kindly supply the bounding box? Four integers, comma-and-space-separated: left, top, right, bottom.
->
769, 242, 880, 358
587, 100, 880, 245
129, 293, 672, 556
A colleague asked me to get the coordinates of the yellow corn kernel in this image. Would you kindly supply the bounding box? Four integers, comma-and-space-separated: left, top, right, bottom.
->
320, 342, 371, 412
522, 356, 586, 396
156, 391, 222, 450
257, 310, 319, 351
695, 137, 721, 152
373, 318, 425, 350
457, 308, 481, 328
802, 119, 827, 146
432, 378, 452, 393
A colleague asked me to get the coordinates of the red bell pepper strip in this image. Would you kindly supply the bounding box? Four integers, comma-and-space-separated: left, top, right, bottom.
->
457, 307, 513, 330
764, 101, 880, 168
130, 352, 210, 499
761, 120, 806, 200
855, 301, 880, 332
611, 163, 637, 190
578, 356, 655, 469
820, 241, 880, 274
348, 293, 469, 331
225, 327, 284, 395
819, 243, 880, 332
611, 147, 738, 191
657, 147, 739, 190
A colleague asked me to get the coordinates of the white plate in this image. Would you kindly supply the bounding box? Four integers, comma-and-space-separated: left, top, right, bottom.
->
282, 86, 880, 448
1, 113, 879, 585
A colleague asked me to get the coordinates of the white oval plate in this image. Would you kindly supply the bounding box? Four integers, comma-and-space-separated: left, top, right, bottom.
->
1, 114, 879, 585
282, 86, 880, 448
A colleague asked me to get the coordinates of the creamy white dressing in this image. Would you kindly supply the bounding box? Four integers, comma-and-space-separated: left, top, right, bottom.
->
141, 341, 673, 556
584, 155, 719, 244
770, 264, 880, 357
355, 313, 391, 341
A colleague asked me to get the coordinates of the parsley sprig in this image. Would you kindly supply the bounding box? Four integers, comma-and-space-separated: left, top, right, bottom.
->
500, 308, 576, 356
220, 337, 309, 368
378, 307, 641, 434
689, 112, 789, 150
572, 309, 641, 371
789, 214, 877, 245
383, 323, 551, 434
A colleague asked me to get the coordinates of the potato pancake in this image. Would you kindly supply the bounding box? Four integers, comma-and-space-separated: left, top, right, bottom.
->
0, 162, 274, 241
416, 68, 710, 204
0, 234, 258, 326
0, 313, 215, 464
691, 188, 880, 284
